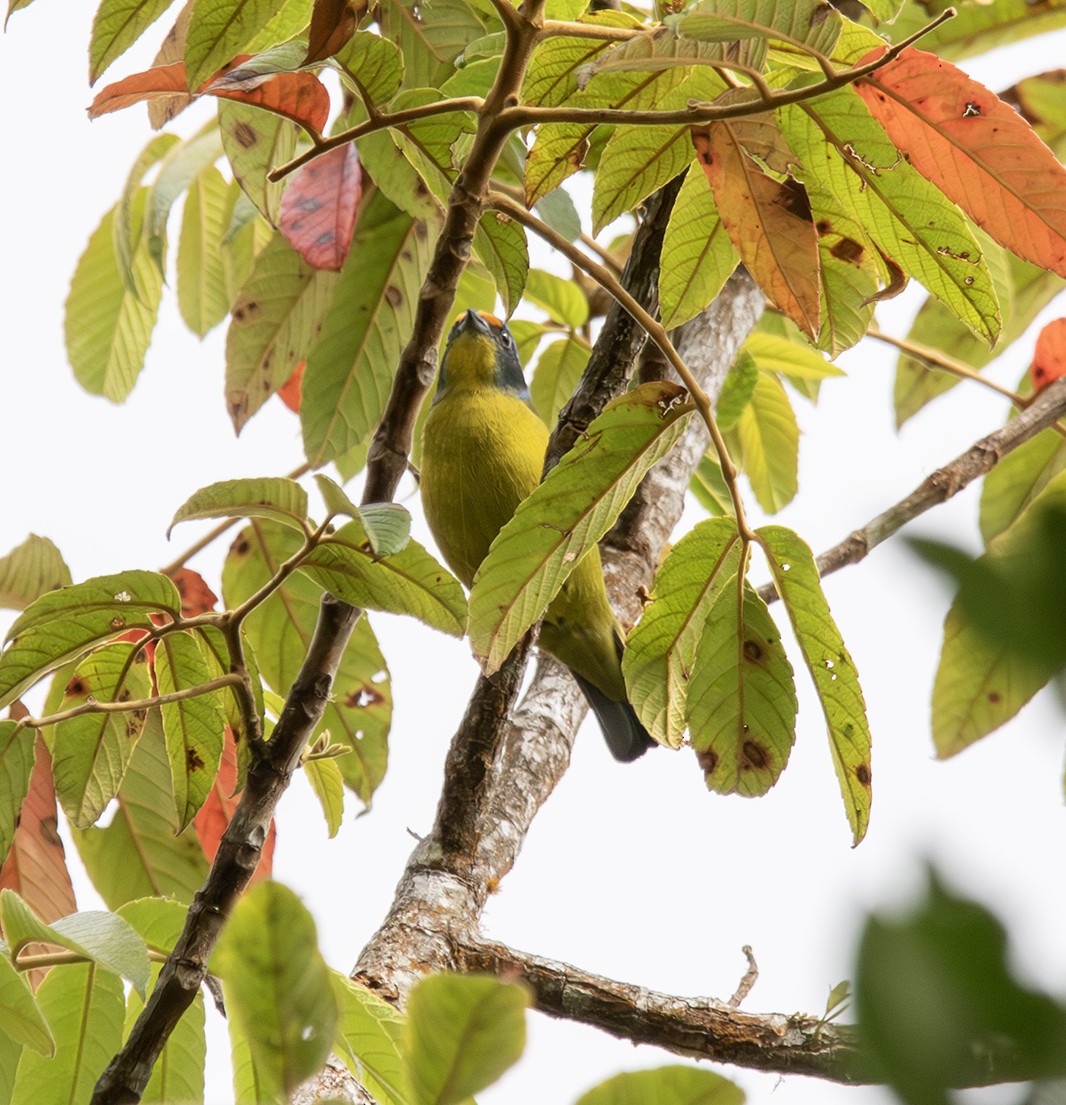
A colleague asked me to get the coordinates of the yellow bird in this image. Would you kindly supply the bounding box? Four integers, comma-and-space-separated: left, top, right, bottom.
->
420, 308, 655, 762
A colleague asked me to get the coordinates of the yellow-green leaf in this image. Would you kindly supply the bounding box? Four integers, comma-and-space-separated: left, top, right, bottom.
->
0, 720, 35, 865
0, 535, 71, 611
218, 98, 297, 226
686, 575, 797, 797
185, 0, 278, 89
469, 381, 693, 673
575, 1065, 743, 1105
530, 335, 590, 426
332, 973, 410, 1105
168, 476, 310, 535
90, 0, 175, 83
593, 124, 693, 234
0, 948, 52, 1056
473, 212, 528, 319
724, 369, 799, 513
622, 518, 742, 748
759, 525, 872, 844
979, 431, 1066, 545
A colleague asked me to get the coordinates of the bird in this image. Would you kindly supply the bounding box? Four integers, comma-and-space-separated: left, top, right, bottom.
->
419, 307, 656, 762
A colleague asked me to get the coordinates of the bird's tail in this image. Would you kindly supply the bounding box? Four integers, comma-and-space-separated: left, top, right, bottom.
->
570, 670, 657, 763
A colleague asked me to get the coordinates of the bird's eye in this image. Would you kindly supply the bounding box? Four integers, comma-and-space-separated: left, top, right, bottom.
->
500, 329, 515, 349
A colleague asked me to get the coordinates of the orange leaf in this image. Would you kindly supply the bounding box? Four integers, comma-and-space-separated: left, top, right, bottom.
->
694, 124, 821, 339
856, 48, 1066, 279
278, 361, 305, 413
168, 568, 219, 617
305, 0, 365, 64
192, 730, 274, 883
280, 144, 362, 271
0, 737, 77, 923
89, 61, 188, 119
1030, 317, 1066, 391
91, 61, 330, 135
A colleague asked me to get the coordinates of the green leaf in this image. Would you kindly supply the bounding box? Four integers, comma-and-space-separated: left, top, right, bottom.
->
715, 352, 758, 430
723, 370, 799, 514
686, 576, 797, 797
533, 188, 582, 243
332, 973, 411, 1105
65, 191, 163, 402
0, 891, 151, 997
758, 525, 873, 845
523, 267, 589, 329
0, 536, 71, 611
979, 430, 1066, 545
89, 0, 175, 83
185, 0, 278, 89
117, 896, 188, 952
218, 99, 297, 226
473, 213, 528, 319
886, 1, 1066, 62
574, 1065, 743, 1105
215, 881, 338, 1099
659, 162, 738, 329
386, 90, 475, 206
154, 631, 225, 831
0, 949, 52, 1056
376, 0, 486, 87
741, 330, 844, 398
781, 88, 1000, 345
930, 475, 1066, 757
302, 191, 435, 465
8, 965, 123, 1105
0, 720, 35, 865
178, 167, 255, 337
675, 0, 843, 55
593, 124, 693, 235
357, 503, 413, 557
530, 335, 590, 426
51, 641, 153, 828
469, 381, 693, 673
622, 518, 743, 748
169, 477, 310, 536
894, 249, 1064, 427
301, 521, 466, 635
0, 571, 179, 709
222, 521, 392, 804
304, 755, 344, 837
226, 233, 341, 432
73, 713, 210, 908
331, 31, 405, 106
0, 1029, 19, 1105
405, 974, 528, 1105
115, 134, 182, 292
856, 871, 1066, 1102
689, 454, 733, 516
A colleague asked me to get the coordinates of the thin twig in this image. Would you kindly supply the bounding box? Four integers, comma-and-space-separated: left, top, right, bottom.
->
729, 945, 759, 1008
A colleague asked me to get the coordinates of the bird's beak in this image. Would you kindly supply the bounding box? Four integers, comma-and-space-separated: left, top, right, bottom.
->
455, 308, 491, 337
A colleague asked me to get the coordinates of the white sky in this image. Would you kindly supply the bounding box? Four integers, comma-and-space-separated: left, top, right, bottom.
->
2, 7, 1065, 1105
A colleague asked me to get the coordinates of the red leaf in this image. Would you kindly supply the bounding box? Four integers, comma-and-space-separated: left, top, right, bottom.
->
0, 737, 77, 923
280, 144, 361, 270
856, 47, 1066, 279
192, 730, 274, 883
90, 61, 331, 135
278, 361, 305, 413
1030, 318, 1066, 391
167, 568, 219, 617
304, 0, 365, 64
694, 124, 821, 339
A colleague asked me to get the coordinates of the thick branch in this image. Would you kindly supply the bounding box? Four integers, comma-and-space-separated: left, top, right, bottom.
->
459, 937, 870, 1082
93, 596, 361, 1105
759, 375, 1066, 603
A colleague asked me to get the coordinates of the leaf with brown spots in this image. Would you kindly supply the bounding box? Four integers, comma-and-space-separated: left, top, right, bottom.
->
153, 631, 225, 832
686, 574, 797, 798
281, 144, 362, 272
694, 122, 821, 339
167, 568, 219, 618
856, 47, 1066, 279
0, 736, 76, 928
193, 730, 275, 883
1029, 317, 1066, 391
759, 525, 873, 845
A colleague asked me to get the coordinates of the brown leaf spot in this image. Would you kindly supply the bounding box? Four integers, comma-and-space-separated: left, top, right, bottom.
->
234, 122, 258, 148
988, 690, 1002, 704
233, 300, 259, 323
855, 763, 871, 787
110, 616, 126, 631
186, 747, 205, 772
831, 237, 865, 265
741, 740, 769, 771
39, 815, 62, 847
344, 685, 384, 710
696, 747, 718, 774
384, 285, 404, 307
816, 218, 832, 235
231, 535, 251, 556
742, 638, 763, 663
66, 676, 87, 697
776, 176, 812, 222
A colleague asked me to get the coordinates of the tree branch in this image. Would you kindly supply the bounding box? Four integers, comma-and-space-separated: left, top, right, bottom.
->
758, 375, 1066, 603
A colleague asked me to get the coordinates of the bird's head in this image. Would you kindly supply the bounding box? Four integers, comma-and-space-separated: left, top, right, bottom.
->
433, 308, 528, 401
